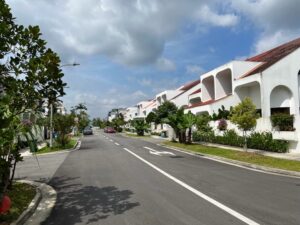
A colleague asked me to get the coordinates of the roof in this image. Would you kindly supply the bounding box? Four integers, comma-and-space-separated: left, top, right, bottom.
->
170, 80, 200, 100
187, 95, 231, 109
189, 89, 201, 96
179, 80, 200, 91
242, 37, 300, 78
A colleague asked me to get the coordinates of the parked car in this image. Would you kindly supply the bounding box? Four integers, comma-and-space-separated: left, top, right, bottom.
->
83, 126, 93, 135
104, 127, 116, 133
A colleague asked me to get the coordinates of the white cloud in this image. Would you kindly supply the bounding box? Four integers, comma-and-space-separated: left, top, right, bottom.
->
230, 0, 300, 54
195, 5, 238, 27
7, 0, 241, 66
155, 57, 176, 71
186, 65, 204, 75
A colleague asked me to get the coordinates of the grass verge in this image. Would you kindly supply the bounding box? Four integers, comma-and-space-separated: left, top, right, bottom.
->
164, 142, 300, 172
125, 133, 150, 138
36, 138, 77, 154
0, 183, 36, 224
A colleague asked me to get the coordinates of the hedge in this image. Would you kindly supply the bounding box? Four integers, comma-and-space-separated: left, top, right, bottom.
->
192, 129, 289, 153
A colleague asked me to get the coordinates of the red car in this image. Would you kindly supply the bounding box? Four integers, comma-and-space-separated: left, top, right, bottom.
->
104, 127, 116, 133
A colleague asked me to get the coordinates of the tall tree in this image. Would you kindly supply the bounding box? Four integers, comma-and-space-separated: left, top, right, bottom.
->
0, 0, 66, 200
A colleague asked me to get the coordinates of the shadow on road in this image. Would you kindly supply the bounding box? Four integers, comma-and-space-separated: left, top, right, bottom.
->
42, 176, 140, 225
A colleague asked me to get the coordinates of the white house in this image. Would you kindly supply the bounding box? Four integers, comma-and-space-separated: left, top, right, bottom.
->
153, 80, 201, 137
186, 37, 300, 152
124, 106, 138, 122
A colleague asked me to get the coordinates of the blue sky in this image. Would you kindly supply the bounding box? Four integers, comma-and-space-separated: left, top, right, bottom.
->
7, 0, 300, 118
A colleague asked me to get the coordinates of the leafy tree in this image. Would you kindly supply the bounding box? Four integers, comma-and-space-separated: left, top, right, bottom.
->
78, 111, 90, 132
195, 112, 212, 132
92, 117, 105, 128
131, 119, 149, 136
145, 111, 157, 124
229, 97, 259, 151
155, 101, 178, 124
0, 0, 66, 200
53, 114, 75, 147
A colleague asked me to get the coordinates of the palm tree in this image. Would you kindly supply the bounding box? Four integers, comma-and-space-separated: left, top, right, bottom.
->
183, 112, 196, 144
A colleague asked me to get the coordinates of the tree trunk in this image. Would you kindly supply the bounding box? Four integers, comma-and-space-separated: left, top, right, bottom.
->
188, 128, 192, 144
243, 130, 247, 151
8, 159, 17, 189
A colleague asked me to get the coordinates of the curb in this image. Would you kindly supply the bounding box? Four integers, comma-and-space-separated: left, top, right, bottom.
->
24, 138, 82, 157
12, 180, 57, 225
159, 144, 300, 178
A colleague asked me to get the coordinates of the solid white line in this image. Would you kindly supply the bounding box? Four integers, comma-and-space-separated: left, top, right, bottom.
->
115, 142, 120, 146
123, 147, 260, 225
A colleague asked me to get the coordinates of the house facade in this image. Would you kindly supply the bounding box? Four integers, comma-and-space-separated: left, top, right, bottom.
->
186, 37, 300, 152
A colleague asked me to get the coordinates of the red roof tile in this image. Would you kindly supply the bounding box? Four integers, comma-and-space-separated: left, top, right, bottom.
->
189, 89, 201, 96
179, 80, 200, 91
187, 95, 232, 109
242, 37, 300, 78
170, 80, 200, 101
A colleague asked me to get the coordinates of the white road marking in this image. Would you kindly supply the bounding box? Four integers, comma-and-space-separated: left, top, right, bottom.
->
110, 139, 113, 142
115, 142, 120, 146
144, 146, 175, 156
123, 147, 260, 225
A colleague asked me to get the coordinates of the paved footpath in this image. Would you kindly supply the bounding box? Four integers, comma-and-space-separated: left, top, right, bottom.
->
34, 130, 300, 225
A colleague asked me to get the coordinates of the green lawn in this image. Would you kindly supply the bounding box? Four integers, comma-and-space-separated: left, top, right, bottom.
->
164, 142, 300, 172
0, 183, 36, 224
36, 138, 77, 154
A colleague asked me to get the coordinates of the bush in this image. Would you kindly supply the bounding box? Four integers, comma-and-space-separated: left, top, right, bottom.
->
117, 127, 123, 132
151, 132, 160, 136
192, 130, 289, 153
217, 119, 227, 131
270, 114, 295, 131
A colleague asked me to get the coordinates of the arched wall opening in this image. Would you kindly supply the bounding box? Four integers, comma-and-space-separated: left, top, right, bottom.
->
215, 69, 232, 99
270, 85, 293, 115
202, 76, 215, 102
234, 81, 262, 116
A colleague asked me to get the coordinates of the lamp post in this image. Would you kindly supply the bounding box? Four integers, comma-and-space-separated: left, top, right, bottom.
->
49, 62, 80, 148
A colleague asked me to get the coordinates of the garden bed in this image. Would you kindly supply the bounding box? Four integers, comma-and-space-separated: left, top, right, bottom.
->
0, 183, 36, 225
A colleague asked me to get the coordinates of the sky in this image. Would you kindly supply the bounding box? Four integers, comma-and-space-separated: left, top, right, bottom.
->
6, 0, 300, 118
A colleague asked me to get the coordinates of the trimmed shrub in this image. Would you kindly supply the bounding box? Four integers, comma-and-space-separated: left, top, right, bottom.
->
217, 119, 227, 131
192, 130, 289, 153
151, 132, 160, 136
270, 114, 295, 131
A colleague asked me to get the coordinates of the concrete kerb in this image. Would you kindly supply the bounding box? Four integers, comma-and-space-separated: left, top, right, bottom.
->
11, 180, 57, 225
23, 138, 82, 157
159, 144, 300, 178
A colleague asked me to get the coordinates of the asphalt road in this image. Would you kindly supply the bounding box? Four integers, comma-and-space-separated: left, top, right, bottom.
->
39, 130, 300, 225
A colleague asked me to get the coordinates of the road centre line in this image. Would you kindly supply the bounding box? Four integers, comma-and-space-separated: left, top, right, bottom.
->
115, 142, 120, 146
123, 147, 260, 225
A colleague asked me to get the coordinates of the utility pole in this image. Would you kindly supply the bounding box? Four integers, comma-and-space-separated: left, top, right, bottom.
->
50, 103, 53, 148
48, 62, 80, 148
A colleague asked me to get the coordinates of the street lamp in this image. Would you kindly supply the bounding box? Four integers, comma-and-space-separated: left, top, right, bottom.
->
49, 62, 80, 148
